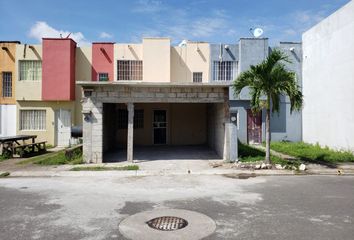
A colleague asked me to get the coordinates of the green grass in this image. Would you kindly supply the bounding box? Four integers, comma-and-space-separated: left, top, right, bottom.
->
0, 172, 10, 178
70, 165, 139, 171
270, 141, 354, 164
0, 151, 12, 162
238, 141, 301, 169
17, 149, 83, 166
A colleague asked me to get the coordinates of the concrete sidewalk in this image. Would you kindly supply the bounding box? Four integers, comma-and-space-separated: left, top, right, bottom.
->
2, 160, 354, 177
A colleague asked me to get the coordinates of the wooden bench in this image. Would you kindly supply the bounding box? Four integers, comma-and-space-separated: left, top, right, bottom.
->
13, 141, 47, 157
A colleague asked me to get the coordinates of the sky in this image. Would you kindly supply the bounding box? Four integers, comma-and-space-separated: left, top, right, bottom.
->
0, 0, 351, 46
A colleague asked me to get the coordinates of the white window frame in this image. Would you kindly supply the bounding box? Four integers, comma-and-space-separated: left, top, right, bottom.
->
20, 110, 46, 131
19, 60, 42, 81
117, 60, 143, 81
212, 61, 237, 81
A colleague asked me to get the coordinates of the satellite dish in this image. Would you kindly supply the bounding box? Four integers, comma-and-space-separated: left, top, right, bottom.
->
178, 39, 188, 47
250, 28, 264, 38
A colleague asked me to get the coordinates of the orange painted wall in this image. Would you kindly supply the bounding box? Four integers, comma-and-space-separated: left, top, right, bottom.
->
0, 42, 19, 104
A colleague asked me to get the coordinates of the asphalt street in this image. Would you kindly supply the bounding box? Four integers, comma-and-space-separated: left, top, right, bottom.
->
0, 175, 353, 240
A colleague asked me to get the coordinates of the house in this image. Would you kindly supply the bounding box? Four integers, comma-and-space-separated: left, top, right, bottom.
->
302, 0, 354, 152
9, 36, 302, 163
79, 38, 302, 163
15, 39, 81, 147
0, 41, 20, 137
210, 39, 302, 145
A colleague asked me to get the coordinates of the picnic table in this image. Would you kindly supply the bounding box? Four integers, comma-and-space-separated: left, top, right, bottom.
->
0, 135, 46, 157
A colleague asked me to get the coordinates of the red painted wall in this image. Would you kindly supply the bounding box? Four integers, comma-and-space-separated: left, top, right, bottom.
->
42, 38, 76, 101
92, 43, 114, 81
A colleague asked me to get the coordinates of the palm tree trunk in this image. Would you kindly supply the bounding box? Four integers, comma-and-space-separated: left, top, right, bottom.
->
265, 108, 271, 164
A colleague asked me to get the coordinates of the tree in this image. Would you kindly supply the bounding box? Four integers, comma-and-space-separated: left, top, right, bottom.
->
233, 49, 303, 164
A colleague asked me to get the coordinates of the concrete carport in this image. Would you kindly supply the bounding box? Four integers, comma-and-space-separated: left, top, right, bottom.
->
78, 82, 237, 164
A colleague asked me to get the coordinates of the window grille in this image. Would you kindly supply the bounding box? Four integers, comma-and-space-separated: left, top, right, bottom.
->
19, 60, 42, 81
98, 73, 109, 81
20, 110, 46, 130
117, 109, 144, 129
134, 109, 144, 128
2, 72, 12, 97
117, 60, 143, 80
212, 61, 237, 81
193, 72, 203, 83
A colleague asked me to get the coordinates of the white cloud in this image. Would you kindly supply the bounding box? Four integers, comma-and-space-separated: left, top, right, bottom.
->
132, 0, 163, 13
133, 9, 234, 43
99, 32, 113, 39
28, 21, 90, 46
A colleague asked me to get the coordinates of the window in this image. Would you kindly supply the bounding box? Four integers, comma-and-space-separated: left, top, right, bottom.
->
117, 60, 143, 80
20, 110, 46, 130
98, 73, 109, 81
213, 61, 237, 81
117, 109, 144, 129
19, 60, 42, 81
193, 72, 203, 83
134, 109, 144, 128
2, 72, 12, 97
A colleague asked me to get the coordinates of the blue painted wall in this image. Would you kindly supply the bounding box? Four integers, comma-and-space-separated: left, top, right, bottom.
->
210, 39, 302, 143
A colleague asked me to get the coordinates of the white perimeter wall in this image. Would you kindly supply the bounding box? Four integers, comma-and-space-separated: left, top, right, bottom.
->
302, 1, 354, 152
0, 105, 16, 137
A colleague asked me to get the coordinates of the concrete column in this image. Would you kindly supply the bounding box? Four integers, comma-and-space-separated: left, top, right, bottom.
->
224, 122, 238, 162
127, 103, 134, 162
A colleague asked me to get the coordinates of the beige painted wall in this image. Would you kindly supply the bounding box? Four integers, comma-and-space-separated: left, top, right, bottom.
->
75, 46, 92, 125
76, 47, 92, 81
114, 43, 142, 81
106, 103, 207, 148
17, 101, 76, 145
171, 42, 210, 83
143, 38, 171, 82
15, 44, 42, 101
112, 39, 210, 83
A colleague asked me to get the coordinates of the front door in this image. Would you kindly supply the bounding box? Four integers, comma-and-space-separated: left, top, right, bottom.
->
247, 109, 262, 144
55, 109, 71, 147
153, 110, 167, 144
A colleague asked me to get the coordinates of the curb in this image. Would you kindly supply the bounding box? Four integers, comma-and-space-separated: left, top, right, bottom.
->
5, 168, 354, 178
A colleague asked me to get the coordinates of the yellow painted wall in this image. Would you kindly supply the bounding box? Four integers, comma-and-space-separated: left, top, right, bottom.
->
114, 43, 142, 81
0, 42, 18, 104
108, 103, 207, 148
143, 38, 171, 82
16, 101, 76, 146
171, 42, 210, 83
15, 44, 42, 101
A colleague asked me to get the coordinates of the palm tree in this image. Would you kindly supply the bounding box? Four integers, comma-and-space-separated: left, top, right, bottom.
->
233, 49, 303, 164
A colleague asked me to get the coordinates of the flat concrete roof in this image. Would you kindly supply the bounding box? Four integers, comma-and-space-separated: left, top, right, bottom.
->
76, 81, 231, 88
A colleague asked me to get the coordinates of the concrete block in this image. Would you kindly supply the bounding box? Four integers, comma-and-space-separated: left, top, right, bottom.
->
187, 93, 197, 98
208, 93, 219, 98
97, 92, 107, 98
171, 88, 182, 93
198, 93, 208, 98
177, 93, 187, 98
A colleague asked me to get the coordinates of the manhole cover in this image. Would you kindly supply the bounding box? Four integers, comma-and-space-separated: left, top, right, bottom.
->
146, 216, 188, 231
119, 209, 216, 240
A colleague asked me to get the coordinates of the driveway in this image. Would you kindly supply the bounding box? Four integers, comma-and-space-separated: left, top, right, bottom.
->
0, 175, 353, 240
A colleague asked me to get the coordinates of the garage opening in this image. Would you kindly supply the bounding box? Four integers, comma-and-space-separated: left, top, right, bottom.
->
102, 103, 225, 162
